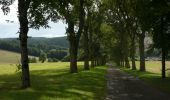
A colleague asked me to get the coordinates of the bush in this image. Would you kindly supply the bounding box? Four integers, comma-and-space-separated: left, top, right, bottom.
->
29, 57, 37, 63
39, 51, 47, 63
53, 58, 59, 62
47, 49, 67, 60
61, 55, 70, 62
48, 58, 59, 62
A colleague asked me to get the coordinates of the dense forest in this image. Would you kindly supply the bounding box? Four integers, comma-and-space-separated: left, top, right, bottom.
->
0, 37, 69, 60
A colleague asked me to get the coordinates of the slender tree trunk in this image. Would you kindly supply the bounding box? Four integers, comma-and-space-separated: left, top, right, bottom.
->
161, 17, 166, 78
91, 60, 94, 68
94, 60, 97, 67
122, 30, 130, 68
83, 26, 89, 70
124, 34, 130, 68
18, 0, 31, 88
84, 60, 89, 70
125, 56, 130, 68
131, 37, 136, 70
162, 48, 166, 78
139, 32, 145, 71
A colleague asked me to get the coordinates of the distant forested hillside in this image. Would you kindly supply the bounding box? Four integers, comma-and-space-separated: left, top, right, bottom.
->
0, 37, 69, 59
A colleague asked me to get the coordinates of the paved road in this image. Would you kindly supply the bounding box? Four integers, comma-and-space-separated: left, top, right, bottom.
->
105, 66, 170, 100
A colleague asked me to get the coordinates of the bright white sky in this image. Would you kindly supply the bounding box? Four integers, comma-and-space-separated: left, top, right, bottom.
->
0, 1, 67, 38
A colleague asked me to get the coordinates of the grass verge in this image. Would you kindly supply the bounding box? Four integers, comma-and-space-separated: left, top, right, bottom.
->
120, 67, 170, 94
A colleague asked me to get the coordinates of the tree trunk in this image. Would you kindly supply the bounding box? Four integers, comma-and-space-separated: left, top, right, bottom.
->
83, 26, 89, 70
131, 37, 136, 70
125, 56, 130, 68
18, 0, 31, 88
91, 60, 94, 68
139, 32, 145, 71
67, 19, 78, 73
69, 0, 85, 73
161, 17, 166, 78
162, 48, 166, 78
122, 30, 130, 68
69, 39, 78, 73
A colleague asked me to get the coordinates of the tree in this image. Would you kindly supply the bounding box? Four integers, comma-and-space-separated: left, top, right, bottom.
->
81, 0, 96, 70
57, 0, 85, 73
82, 9, 90, 70
18, 0, 31, 88
39, 51, 47, 63
18, 0, 59, 88
103, 0, 132, 68
150, 0, 170, 78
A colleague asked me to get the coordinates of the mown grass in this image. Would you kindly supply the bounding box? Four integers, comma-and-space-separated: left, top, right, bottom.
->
0, 62, 108, 100
0, 49, 35, 64
0, 50, 20, 64
132, 61, 170, 74
120, 61, 170, 93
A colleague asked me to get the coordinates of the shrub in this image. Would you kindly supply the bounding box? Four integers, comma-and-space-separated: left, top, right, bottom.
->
29, 57, 37, 63
61, 55, 70, 62
48, 58, 59, 62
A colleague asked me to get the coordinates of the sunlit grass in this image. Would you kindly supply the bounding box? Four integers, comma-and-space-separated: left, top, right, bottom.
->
0, 50, 21, 64
0, 62, 107, 100
130, 61, 170, 74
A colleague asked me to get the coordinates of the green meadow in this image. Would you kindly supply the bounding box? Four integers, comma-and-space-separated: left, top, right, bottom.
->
0, 62, 107, 100
0, 50, 21, 64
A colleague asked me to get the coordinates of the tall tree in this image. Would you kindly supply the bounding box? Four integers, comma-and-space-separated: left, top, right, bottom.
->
65, 0, 85, 73
18, 0, 31, 88
151, 0, 170, 78
83, 13, 90, 70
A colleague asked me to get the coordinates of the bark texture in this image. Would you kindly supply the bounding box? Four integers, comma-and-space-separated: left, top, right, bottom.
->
18, 0, 31, 88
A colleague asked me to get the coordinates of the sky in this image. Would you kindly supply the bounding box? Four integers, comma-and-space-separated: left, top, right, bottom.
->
0, 1, 67, 38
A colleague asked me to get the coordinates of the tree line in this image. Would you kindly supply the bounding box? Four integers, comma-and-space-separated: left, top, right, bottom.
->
101, 0, 170, 79
0, 37, 68, 60
1, 0, 170, 89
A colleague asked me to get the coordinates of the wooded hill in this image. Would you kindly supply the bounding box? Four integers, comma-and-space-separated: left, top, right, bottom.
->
0, 37, 69, 58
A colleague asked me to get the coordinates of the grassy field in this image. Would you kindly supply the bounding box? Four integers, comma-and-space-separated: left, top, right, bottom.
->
0, 62, 107, 100
0, 50, 21, 64
121, 61, 170, 93
132, 61, 170, 74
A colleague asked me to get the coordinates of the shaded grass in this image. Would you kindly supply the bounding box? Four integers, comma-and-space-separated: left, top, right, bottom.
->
0, 62, 107, 100
121, 67, 170, 94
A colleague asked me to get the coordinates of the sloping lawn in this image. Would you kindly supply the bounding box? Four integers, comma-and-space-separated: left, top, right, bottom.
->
0, 62, 107, 100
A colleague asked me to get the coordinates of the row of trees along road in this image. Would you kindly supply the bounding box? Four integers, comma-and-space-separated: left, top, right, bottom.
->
0, 0, 106, 89
1, 0, 170, 89
102, 0, 170, 78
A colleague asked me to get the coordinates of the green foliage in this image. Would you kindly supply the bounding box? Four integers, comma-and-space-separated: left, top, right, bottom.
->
29, 57, 37, 63
48, 58, 59, 62
0, 37, 69, 57
62, 55, 70, 62
39, 51, 47, 63
15, 63, 21, 73
47, 49, 67, 60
